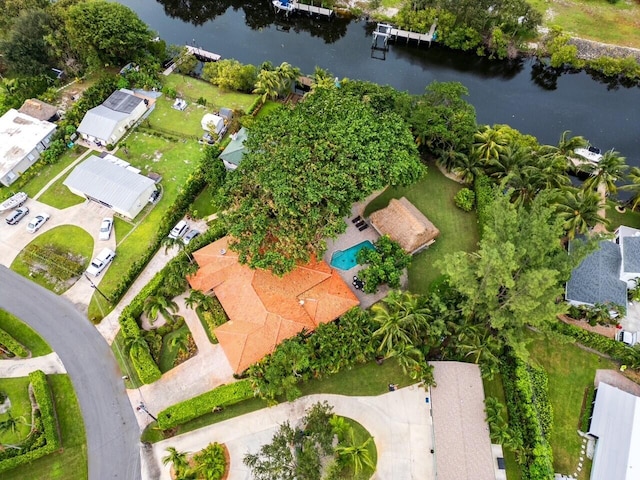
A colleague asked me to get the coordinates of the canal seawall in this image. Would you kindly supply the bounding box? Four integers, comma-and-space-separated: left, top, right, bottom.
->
568, 37, 640, 62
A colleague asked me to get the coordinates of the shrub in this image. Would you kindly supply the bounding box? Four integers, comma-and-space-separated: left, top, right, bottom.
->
551, 320, 636, 364
454, 187, 475, 211
157, 380, 254, 429
0, 328, 29, 358
474, 174, 496, 237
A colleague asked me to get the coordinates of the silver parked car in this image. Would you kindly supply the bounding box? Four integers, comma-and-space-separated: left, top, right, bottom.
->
5, 207, 29, 225
99, 217, 113, 241
183, 229, 200, 245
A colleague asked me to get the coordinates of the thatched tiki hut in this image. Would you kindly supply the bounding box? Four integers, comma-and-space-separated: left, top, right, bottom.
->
369, 197, 440, 254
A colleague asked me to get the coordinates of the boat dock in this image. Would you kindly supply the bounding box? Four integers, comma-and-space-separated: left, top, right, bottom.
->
185, 45, 221, 62
372, 21, 437, 52
272, 0, 334, 18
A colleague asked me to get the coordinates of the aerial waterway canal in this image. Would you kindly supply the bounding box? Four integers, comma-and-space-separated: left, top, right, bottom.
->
119, 0, 639, 163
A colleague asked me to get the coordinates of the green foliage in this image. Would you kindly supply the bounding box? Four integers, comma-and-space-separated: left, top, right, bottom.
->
544, 27, 582, 69
0, 328, 29, 358
192, 442, 227, 480
357, 236, 412, 293
202, 59, 258, 93
0, 10, 53, 76
0, 371, 61, 473
22, 244, 85, 280
247, 308, 377, 402
222, 86, 424, 275
454, 187, 475, 212
474, 174, 497, 236
588, 55, 640, 80
157, 380, 253, 429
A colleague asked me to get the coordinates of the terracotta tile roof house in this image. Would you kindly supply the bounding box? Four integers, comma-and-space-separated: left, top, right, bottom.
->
369, 197, 440, 254
189, 236, 360, 373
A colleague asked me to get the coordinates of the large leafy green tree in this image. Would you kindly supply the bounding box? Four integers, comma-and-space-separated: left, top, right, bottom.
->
0, 9, 53, 76
66, 1, 153, 68
222, 87, 424, 275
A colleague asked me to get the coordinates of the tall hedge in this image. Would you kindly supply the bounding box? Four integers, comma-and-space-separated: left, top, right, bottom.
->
157, 380, 254, 429
0, 328, 29, 358
0, 371, 60, 473
473, 173, 496, 238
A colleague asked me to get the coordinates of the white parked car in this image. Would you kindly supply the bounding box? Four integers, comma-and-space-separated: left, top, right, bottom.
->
168, 220, 189, 239
26, 213, 50, 233
86, 248, 116, 276
99, 217, 113, 241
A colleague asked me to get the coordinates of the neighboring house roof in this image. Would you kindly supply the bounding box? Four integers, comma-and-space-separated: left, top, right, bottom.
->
588, 382, 640, 480
566, 240, 628, 307
220, 127, 248, 167
369, 197, 440, 253
188, 236, 360, 373
0, 109, 57, 179
102, 89, 144, 113
430, 362, 495, 480
622, 235, 640, 275
201, 113, 225, 133
18, 99, 58, 121
77, 89, 144, 141
63, 155, 155, 213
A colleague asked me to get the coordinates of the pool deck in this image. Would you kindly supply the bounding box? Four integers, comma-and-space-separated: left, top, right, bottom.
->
324, 192, 406, 309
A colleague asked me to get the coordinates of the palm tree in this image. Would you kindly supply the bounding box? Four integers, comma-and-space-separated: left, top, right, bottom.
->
583, 149, 628, 199
456, 328, 501, 367
170, 331, 190, 353
162, 447, 189, 478
620, 166, 640, 211
371, 291, 430, 357
184, 289, 215, 312
473, 126, 507, 163
310, 66, 334, 91
336, 428, 375, 475
329, 415, 351, 443
194, 442, 227, 480
124, 335, 150, 355
143, 294, 179, 325
488, 142, 528, 181
0, 413, 26, 434
540, 130, 587, 168
484, 397, 506, 426
555, 187, 609, 239
275, 61, 300, 93
162, 258, 198, 296
253, 68, 280, 104
452, 153, 484, 184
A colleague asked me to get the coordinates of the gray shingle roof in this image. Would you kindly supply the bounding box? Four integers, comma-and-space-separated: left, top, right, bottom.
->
102, 90, 144, 113
622, 236, 640, 274
566, 240, 628, 307
220, 127, 248, 167
77, 105, 129, 142
63, 155, 155, 213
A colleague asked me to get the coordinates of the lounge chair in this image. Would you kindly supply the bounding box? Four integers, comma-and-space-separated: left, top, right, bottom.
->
355, 220, 365, 228
358, 223, 369, 231
352, 215, 362, 224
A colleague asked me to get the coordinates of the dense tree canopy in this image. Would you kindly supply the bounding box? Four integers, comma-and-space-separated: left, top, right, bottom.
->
0, 9, 52, 76
221, 87, 424, 274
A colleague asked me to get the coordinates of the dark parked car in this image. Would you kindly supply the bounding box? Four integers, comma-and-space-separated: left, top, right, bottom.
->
5, 207, 29, 225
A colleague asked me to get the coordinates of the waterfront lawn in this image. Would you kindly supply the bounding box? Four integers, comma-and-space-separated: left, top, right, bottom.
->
527, 0, 640, 48
2, 375, 88, 480
11, 225, 93, 294
38, 170, 85, 209
527, 330, 616, 480
0, 377, 33, 445
0, 309, 52, 357
607, 201, 640, 230
87, 134, 203, 320
22, 146, 87, 199
364, 165, 479, 293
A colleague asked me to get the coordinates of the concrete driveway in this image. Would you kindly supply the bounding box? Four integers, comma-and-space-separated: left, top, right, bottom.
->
147, 385, 434, 480
0, 266, 141, 480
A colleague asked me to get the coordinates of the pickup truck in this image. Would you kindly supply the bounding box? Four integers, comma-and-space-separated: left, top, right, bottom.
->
618, 330, 638, 346
86, 248, 116, 277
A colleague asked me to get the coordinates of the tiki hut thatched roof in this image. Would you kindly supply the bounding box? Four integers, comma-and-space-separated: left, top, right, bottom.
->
369, 197, 440, 254
18, 99, 59, 122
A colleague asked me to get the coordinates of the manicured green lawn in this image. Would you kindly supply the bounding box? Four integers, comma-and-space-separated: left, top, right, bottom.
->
87, 134, 203, 320
10, 225, 93, 294
0, 377, 33, 445
22, 146, 88, 199
483, 374, 522, 480
2, 375, 88, 480
0, 309, 52, 357
607, 201, 640, 230
340, 417, 377, 480
364, 165, 479, 293
162, 74, 258, 112
191, 187, 218, 219
254, 100, 282, 120
38, 170, 85, 209
527, 330, 616, 479
114, 217, 134, 245
527, 0, 640, 48
158, 324, 192, 373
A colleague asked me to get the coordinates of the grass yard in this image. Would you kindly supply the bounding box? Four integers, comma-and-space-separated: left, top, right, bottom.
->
0, 309, 52, 357
364, 164, 479, 293
483, 374, 523, 480
606, 201, 640, 230
2, 375, 88, 480
0, 377, 33, 445
21, 146, 88, 199
191, 187, 218, 219
527, 0, 640, 48
340, 418, 377, 480
527, 330, 617, 479
87, 134, 203, 320
114, 217, 134, 245
11, 225, 93, 294
38, 169, 85, 209
253, 100, 282, 120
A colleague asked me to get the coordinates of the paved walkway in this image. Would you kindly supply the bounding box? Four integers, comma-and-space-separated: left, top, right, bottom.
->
0, 352, 66, 377
147, 385, 434, 480
128, 293, 234, 429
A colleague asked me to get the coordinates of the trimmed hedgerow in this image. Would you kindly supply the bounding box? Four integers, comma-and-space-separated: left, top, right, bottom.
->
0, 328, 29, 358
157, 380, 254, 429
0, 370, 61, 473
473, 173, 496, 237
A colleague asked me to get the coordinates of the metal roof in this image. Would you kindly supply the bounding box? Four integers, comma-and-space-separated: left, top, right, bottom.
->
566, 240, 628, 307
588, 382, 640, 480
63, 155, 155, 213
220, 127, 248, 166
77, 105, 129, 142
102, 89, 144, 113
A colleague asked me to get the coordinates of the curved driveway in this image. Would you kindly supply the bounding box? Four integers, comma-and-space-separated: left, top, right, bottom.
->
0, 266, 141, 480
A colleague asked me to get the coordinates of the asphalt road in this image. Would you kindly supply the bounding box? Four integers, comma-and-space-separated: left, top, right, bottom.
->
0, 266, 141, 480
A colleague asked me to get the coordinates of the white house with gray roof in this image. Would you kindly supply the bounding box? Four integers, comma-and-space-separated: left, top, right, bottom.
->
566, 226, 640, 311
77, 89, 147, 146
0, 109, 57, 186
588, 382, 640, 480
63, 154, 156, 219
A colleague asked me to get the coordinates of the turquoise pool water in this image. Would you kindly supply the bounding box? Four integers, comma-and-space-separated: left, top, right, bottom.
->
330, 240, 375, 271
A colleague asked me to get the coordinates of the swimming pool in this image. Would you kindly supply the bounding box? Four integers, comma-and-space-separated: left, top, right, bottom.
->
330, 240, 375, 271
